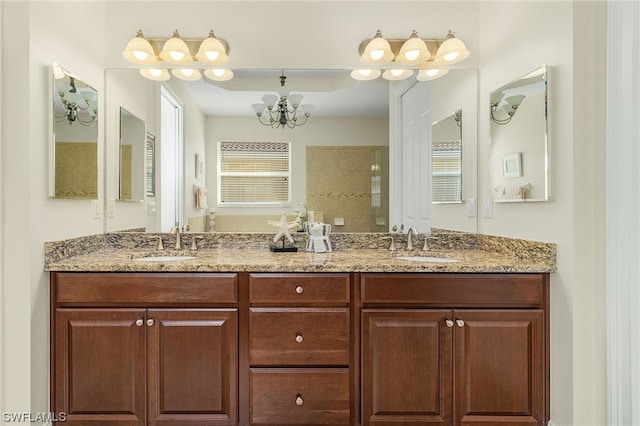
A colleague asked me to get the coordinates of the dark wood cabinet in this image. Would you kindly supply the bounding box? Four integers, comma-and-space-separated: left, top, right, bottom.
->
360, 273, 549, 426
51, 270, 549, 426
51, 273, 239, 426
247, 273, 353, 426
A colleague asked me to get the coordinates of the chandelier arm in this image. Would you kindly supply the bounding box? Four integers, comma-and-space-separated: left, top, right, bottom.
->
257, 114, 275, 126
490, 105, 513, 125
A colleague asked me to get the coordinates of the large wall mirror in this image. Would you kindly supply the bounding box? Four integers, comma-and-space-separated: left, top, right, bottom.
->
118, 107, 146, 201
50, 63, 98, 199
105, 68, 478, 233
489, 65, 549, 202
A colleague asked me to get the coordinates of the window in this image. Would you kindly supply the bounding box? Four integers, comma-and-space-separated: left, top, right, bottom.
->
431, 140, 462, 203
217, 141, 290, 205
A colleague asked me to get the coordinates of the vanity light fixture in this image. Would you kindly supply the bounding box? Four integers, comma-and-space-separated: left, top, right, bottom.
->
490, 94, 526, 125
123, 29, 232, 81
353, 29, 469, 82
252, 71, 314, 129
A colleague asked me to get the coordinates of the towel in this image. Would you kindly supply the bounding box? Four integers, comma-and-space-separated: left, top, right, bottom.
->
195, 186, 208, 209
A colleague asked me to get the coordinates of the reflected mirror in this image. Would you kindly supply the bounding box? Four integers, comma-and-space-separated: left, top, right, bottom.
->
489, 65, 549, 202
118, 107, 146, 201
105, 68, 478, 233
50, 63, 98, 199
431, 109, 462, 203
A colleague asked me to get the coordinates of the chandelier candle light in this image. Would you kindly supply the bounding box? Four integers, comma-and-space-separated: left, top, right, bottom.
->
252, 71, 314, 129
352, 29, 470, 82
122, 29, 233, 82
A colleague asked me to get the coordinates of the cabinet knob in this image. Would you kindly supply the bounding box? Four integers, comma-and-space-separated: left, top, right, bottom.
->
295, 334, 304, 343
295, 285, 304, 294
295, 395, 304, 406
136, 319, 144, 327
446, 320, 454, 328
146, 318, 155, 327
456, 319, 465, 328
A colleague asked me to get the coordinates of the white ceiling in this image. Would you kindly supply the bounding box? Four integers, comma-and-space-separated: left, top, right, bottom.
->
178, 68, 390, 118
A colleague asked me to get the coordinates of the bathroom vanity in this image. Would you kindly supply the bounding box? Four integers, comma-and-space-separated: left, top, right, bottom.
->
46, 232, 555, 426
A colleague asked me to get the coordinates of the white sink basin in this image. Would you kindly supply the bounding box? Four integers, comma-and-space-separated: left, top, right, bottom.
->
134, 255, 196, 262
395, 256, 460, 263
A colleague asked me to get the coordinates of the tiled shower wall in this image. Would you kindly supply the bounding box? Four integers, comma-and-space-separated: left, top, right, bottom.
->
306, 146, 389, 232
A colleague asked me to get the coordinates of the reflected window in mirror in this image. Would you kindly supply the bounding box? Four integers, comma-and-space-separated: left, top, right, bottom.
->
50, 63, 98, 199
431, 109, 462, 203
145, 132, 156, 197
217, 141, 291, 205
489, 65, 549, 202
118, 107, 146, 201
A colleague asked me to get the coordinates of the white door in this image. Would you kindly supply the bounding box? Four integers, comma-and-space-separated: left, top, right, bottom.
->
160, 87, 184, 232
393, 81, 432, 233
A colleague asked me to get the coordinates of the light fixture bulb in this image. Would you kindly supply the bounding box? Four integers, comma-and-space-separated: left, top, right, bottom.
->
171, 68, 201, 81
361, 30, 394, 65
196, 30, 229, 65
159, 30, 193, 65
434, 30, 470, 65
122, 30, 158, 65
397, 30, 430, 65
204, 68, 234, 81
139, 68, 170, 81
382, 69, 414, 81
416, 68, 449, 81
391, 69, 404, 77
350, 69, 382, 80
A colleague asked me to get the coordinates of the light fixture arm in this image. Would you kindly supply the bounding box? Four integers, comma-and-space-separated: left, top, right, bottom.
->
490, 103, 518, 125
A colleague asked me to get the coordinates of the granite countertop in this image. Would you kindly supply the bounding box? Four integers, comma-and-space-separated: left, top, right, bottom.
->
44, 230, 557, 274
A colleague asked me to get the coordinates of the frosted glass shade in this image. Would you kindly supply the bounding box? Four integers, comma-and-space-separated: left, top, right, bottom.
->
416, 68, 449, 81
196, 31, 228, 65
382, 69, 414, 81
122, 31, 157, 64
204, 68, 234, 81
351, 69, 382, 80
361, 31, 394, 64
397, 33, 430, 65
139, 68, 170, 81
159, 31, 193, 65
171, 68, 202, 81
434, 32, 470, 65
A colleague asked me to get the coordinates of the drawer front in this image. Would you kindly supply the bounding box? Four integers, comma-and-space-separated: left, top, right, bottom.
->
249, 273, 350, 305
250, 368, 350, 425
53, 272, 238, 306
250, 308, 350, 366
361, 273, 546, 307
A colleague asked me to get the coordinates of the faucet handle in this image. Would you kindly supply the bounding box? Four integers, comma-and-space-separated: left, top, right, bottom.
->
422, 236, 439, 251
156, 236, 164, 251
190, 236, 204, 251
382, 236, 397, 252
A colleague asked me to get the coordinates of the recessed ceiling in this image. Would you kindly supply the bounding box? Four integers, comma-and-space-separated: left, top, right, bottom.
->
179, 69, 390, 118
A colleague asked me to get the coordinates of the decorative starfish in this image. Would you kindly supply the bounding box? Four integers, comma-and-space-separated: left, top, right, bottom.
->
267, 212, 299, 244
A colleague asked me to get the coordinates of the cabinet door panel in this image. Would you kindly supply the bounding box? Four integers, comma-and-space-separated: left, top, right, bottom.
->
454, 309, 545, 425
362, 309, 452, 425
147, 309, 238, 426
53, 308, 146, 426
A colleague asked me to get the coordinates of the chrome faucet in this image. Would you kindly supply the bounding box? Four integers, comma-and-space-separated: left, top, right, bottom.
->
406, 227, 419, 250
170, 226, 181, 250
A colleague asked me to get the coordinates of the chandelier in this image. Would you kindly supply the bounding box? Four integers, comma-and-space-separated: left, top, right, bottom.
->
54, 75, 98, 127
252, 71, 314, 129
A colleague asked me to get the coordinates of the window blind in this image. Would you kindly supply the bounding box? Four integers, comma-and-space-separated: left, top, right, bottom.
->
431, 140, 462, 203
218, 141, 290, 204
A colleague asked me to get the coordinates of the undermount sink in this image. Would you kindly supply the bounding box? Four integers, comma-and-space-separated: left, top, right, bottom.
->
395, 256, 461, 263
133, 255, 197, 262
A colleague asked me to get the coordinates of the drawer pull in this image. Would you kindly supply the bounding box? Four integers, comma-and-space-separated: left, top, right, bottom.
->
295, 395, 304, 406
445, 320, 454, 328
136, 319, 144, 327
295, 285, 304, 294
146, 318, 155, 327
295, 334, 304, 343
456, 319, 465, 328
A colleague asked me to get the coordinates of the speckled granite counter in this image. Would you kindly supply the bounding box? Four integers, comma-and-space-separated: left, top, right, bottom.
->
44, 230, 556, 273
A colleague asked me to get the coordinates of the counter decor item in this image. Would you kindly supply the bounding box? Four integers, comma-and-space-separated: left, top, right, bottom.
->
303, 221, 332, 253
268, 212, 299, 252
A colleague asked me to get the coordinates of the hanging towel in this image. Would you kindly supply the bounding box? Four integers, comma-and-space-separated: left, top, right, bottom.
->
195, 186, 208, 209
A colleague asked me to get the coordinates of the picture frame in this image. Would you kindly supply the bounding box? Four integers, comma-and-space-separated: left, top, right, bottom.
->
502, 152, 522, 178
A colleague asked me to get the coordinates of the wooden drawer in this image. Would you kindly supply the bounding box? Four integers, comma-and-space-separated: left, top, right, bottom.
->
249, 273, 350, 306
52, 272, 238, 306
361, 273, 547, 308
249, 368, 350, 425
250, 308, 350, 366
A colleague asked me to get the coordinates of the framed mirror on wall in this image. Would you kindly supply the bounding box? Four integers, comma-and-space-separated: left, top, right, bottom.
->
489, 65, 549, 202
50, 63, 98, 199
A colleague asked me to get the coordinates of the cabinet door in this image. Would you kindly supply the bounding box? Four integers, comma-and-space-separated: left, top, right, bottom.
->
362, 309, 452, 425
53, 308, 147, 426
147, 309, 238, 426
453, 309, 545, 426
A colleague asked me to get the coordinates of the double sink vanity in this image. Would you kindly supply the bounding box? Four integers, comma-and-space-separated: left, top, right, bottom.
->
45, 230, 555, 426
